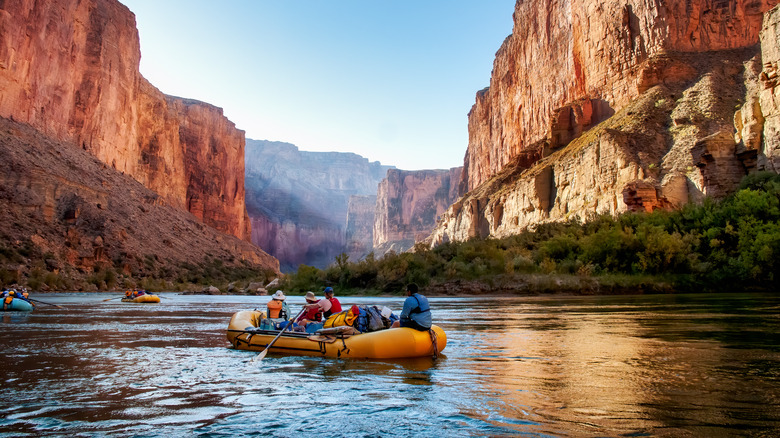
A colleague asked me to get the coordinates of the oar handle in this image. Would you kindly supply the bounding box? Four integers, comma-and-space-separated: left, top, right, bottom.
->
251, 306, 307, 362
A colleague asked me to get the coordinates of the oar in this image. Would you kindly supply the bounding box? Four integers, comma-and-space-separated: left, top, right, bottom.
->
251, 307, 307, 363
27, 298, 65, 309
102, 296, 124, 302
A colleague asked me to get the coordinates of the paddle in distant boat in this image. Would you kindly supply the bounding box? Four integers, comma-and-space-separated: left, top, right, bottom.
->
27, 298, 65, 309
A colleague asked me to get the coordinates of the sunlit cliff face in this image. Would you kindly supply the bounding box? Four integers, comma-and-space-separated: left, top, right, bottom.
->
0, 0, 251, 241
430, 0, 780, 247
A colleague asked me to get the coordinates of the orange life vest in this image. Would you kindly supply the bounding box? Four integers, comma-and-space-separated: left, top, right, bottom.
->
267, 299, 284, 318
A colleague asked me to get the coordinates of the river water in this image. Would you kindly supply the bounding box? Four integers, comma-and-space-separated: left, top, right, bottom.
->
0, 292, 778, 437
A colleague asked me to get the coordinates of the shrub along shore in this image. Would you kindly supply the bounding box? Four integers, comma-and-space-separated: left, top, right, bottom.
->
280, 172, 780, 296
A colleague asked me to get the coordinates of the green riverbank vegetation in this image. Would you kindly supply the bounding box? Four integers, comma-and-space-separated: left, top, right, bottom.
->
281, 172, 780, 296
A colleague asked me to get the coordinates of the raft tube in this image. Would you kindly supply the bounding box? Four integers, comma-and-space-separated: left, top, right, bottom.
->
226, 310, 446, 359
2, 298, 34, 311
121, 294, 160, 303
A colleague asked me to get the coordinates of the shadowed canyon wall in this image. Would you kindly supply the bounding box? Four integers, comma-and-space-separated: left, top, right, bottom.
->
0, 0, 251, 241
374, 168, 462, 255
245, 140, 392, 272
430, 0, 780, 246
345, 195, 377, 262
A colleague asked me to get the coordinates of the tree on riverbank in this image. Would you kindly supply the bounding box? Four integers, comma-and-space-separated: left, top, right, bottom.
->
281, 172, 780, 295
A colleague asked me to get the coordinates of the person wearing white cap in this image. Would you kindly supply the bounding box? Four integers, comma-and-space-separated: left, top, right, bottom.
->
267, 290, 290, 319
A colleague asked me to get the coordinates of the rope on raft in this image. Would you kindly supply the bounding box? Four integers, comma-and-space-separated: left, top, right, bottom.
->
428, 328, 438, 360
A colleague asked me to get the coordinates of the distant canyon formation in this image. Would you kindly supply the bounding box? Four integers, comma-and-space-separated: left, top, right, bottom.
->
373, 168, 462, 255
0, 0, 279, 278
429, 0, 780, 246
244, 141, 462, 271
244, 140, 392, 272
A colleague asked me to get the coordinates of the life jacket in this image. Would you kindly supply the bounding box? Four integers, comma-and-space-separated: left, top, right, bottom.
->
300, 305, 322, 322
267, 299, 285, 319
323, 305, 359, 329
409, 294, 430, 316
324, 297, 342, 318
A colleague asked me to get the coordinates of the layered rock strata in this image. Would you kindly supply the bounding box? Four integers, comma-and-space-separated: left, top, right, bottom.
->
464, 0, 780, 192
0, 0, 250, 240
245, 140, 392, 271
430, 0, 780, 246
374, 168, 462, 255
758, 5, 780, 171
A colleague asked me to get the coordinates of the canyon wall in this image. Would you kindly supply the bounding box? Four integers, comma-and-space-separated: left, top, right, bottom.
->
345, 195, 377, 262
0, 117, 278, 288
374, 167, 462, 255
464, 0, 780, 192
0, 0, 250, 241
429, 0, 780, 246
245, 140, 392, 272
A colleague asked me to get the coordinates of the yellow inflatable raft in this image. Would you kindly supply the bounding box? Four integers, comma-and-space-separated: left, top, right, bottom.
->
226, 310, 446, 359
121, 294, 160, 303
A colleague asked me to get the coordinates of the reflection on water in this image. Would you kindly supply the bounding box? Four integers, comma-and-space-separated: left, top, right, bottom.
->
0, 293, 778, 436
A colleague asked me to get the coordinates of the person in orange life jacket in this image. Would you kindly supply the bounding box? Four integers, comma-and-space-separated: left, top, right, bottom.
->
323, 287, 342, 318
266, 290, 290, 319
391, 283, 431, 331
296, 291, 323, 325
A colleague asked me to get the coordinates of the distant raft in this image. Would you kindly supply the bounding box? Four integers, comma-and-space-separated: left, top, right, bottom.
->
226, 310, 446, 359
2, 298, 34, 311
121, 294, 160, 303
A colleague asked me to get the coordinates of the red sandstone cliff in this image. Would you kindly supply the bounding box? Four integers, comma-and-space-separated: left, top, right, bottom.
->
0, 0, 251, 241
430, 0, 780, 246
374, 168, 462, 254
464, 0, 780, 192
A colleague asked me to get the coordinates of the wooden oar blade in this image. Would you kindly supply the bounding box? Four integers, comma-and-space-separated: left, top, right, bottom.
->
252, 349, 268, 362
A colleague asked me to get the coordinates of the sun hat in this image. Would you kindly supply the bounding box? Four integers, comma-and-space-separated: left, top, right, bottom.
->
272, 290, 286, 300
305, 291, 317, 301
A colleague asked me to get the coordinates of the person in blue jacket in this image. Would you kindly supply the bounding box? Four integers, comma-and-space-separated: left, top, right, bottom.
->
391, 283, 431, 331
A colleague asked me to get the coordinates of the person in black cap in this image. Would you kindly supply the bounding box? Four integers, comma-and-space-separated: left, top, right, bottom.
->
323, 287, 342, 318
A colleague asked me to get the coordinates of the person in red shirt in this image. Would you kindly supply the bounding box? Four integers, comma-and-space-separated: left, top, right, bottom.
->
323, 287, 341, 318
297, 291, 323, 323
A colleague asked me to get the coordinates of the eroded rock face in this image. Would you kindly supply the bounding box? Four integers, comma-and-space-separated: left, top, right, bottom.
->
374, 168, 462, 254
345, 195, 377, 262
430, 0, 780, 247
464, 0, 779, 192
0, 0, 250, 241
759, 6, 780, 171
245, 140, 392, 271
0, 118, 278, 286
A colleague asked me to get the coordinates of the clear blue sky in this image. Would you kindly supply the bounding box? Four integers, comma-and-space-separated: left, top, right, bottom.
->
120, 1, 516, 171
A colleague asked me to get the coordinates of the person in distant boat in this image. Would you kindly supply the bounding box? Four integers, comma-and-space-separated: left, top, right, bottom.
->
2, 288, 33, 309
266, 290, 290, 319
323, 287, 342, 318
391, 283, 431, 331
